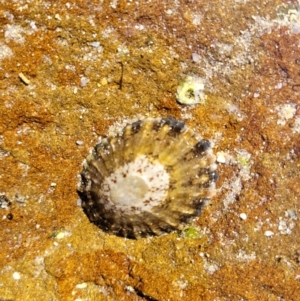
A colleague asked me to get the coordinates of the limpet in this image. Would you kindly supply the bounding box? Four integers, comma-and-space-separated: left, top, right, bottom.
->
78, 117, 217, 238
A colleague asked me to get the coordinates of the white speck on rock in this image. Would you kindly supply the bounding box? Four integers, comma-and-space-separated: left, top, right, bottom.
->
236, 251, 256, 261
12, 271, 21, 280
199, 252, 219, 274
76, 140, 84, 146
239, 213, 247, 220
222, 177, 242, 210
206, 264, 219, 275
176, 279, 188, 290
277, 210, 297, 235
292, 116, 300, 134
192, 52, 200, 62
4, 24, 25, 43
285, 209, 297, 220
216, 151, 233, 164
276, 103, 297, 125
264, 230, 274, 237
29, 21, 37, 31
88, 41, 101, 48
75, 282, 87, 289
216, 152, 227, 163
110, 0, 118, 9
278, 219, 293, 235
191, 13, 202, 25
0, 42, 13, 60
134, 24, 144, 30
125, 286, 135, 293
80, 76, 89, 87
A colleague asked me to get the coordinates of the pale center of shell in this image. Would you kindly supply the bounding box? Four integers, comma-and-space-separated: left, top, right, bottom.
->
102, 155, 169, 212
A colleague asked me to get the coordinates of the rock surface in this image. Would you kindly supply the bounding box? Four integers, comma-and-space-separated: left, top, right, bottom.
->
0, 0, 300, 300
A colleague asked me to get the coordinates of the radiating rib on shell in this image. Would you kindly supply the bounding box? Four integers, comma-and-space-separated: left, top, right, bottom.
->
79, 117, 217, 238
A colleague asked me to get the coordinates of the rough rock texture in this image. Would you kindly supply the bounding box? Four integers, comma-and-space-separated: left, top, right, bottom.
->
0, 0, 300, 300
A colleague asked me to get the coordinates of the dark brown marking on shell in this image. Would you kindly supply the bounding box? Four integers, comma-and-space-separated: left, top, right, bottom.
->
160, 116, 185, 133
131, 120, 143, 133
79, 117, 217, 238
195, 139, 211, 153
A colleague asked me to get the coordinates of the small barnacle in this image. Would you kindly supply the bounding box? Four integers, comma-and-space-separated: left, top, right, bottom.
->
176, 75, 206, 105
78, 117, 217, 238
0, 193, 11, 209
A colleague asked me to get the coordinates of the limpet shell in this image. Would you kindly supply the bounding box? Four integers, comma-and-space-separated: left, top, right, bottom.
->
79, 117, 217, 238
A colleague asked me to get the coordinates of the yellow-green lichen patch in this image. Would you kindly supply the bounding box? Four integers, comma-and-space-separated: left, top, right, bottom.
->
181, 226, 202, 239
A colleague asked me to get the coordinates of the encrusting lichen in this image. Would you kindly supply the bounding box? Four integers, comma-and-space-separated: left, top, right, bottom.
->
182, 226, 202, 238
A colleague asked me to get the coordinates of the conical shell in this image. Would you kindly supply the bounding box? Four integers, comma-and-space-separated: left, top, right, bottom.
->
79, 117, 217, 238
